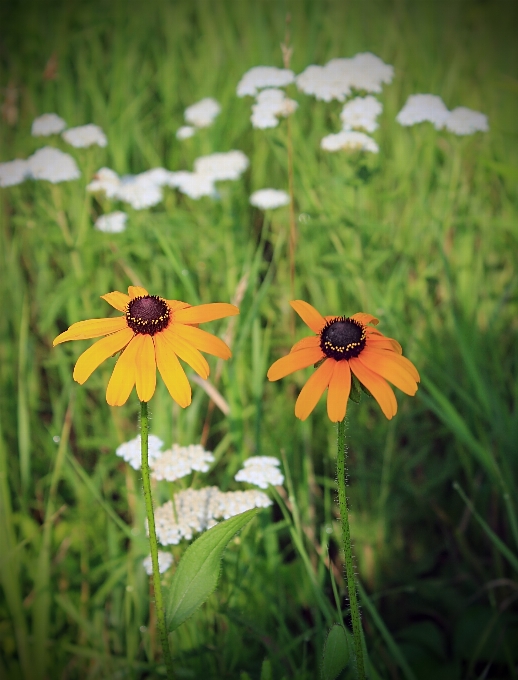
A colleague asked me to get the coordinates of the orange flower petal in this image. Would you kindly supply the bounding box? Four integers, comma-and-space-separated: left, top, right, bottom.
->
128, 286, 149, 299
134, 334, 157, 403
73, 327, 134, 384
366, 331, 403, 355
295, 359, 335, 420
166, 299, 191, 312
290, 300, 326, 333
154, 332, 192, 408
351, 312, 379, 326
166, 328, 210, 379
173, 323, 232, 360
290, 335, 320, 353
363, 346, 420, 383
267, 346, 324, 381
53, 316, 127, 345
106, 337, 139, 406
349, 358, 397, 419
174, 303, 239, 325
327, 360, 352, 422
101, 291, 130, 312
358, 350, 418, 396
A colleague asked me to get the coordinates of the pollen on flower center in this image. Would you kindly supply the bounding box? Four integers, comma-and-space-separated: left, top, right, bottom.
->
126, 295, 170, 335
320, 317, 366, 360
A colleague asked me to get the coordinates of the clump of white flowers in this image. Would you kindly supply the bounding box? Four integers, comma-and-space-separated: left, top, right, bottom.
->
94, 211, 128, 234
340, 96, 382, 133
193, 150, 249, 181
31, 113, 67, 137
166, 171, 217, 199
235, 456, 284, 489
151, 444, 215, 482
0, 159, 30, 187
116, 175, 163, 209
184, 97, 221, 128
251, 88, 298, 129
250, 188, 290, 210
62, 124, 107, 148
142, 551, 173, 576
396, 94, 450, 129
321, 130, 379, 154
176, 125, 195, 140
443, 107, 489, 135
237, 66, 295, 97
27, 146, 81, 183
87, 167, 121, 198
115, 434, 164, 470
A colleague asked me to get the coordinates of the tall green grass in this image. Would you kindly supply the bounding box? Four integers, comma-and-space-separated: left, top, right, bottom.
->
1, 0, 517, 678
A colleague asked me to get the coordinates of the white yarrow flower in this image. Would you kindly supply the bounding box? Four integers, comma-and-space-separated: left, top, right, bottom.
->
251, 88, 298, 129
396, 94, 450, 129
62, 124, 107, 148
443, 107, 489, 135
340, 96, 382, 132
95, 211, 128, 234
250, 188, 290, 210
116, 175, 163, 209
0, 159, 30, 187
176, 125, 196, 140
237, 66, 295, 97
235, 456, 284, 489
193, 150, 249, 181
31, 113, 67, 136
166, 171, 217, 199
115, 434, 164, 470
87, 167, 121, 198
321, 130, 379, 153
184, 98, 221, 128
27, 147, 81, 183
151, 444, 215, 482
142, 551, 173, 575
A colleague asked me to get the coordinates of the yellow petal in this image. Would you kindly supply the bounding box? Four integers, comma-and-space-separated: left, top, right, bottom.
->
53, 317, 127, 345
128, 286, 149, 299
101, 291, 130, 312
358, 350, 417, 396
267, 346, 324, 381
351, 312, 379, 326
166, 299, 191, 312
106, 337, 139, 406
295, 359, 335, 420
290, 335, 320, 353
154, 332, 192, 407
135, 334, 157, 403
174, 303, 239, 325
173, 323, 232, 360
73, 327, 134, 384
327, 360, 351, 422
349, 358, 397, 419
165, 328, 210, 378
366, 330, 403, 355
363, 346, 420, 383
290, 300, 326, 333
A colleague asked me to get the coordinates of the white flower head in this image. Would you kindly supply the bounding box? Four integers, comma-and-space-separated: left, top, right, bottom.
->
31, 113, 67, 136
235, 456, 284, 489
396, 94, 450, 129
142, 551, 173, 575
321, 130, 379, 153
166, 171, 217, 199
237, 66, 295, 97
0, 159, 30, 187
250, 188, 290, 210
95, 211, 128, 234
251, 88, 298, 129
444, 107, 489, 135
27, 147, 81, 183
176, 125, 196, 140
340, 96, 382, 133
137, 167, 175, 186
87, 167, 121, 198
194, 150, 249, 181
115, 434, 164, 470
347, 52, 394, 93
151, 443, 215, 482
184, 98, 221, 128
62, 124, 107, 148
116, 174, 163, 209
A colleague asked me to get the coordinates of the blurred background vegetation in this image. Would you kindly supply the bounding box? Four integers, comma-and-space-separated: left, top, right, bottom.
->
0, 0, 517, 678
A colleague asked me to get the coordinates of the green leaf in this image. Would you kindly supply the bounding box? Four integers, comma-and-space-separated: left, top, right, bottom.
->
260, 658, 273, 680
166, 509, 258, 631
349, 374, 362, 403
321, 624, 350, 680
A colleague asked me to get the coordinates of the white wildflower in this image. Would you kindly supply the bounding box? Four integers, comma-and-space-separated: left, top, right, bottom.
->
250, 188, 290, 210
87, 167, 121, 198
235, 456, 284, 489
443, 107, 489, 135
218, 489, 272, 519
62, 124, 107, 148
151, 443, 215, 482
340, 96, 382, 132
27, 146, 81, 183
142, 551, 173, 575
176, 125, 196, 140
396, 94, 450, 129
137, 167, 175, 186
116, 175, 163, 209
95, 211, 128, 234
237, 66, 295, 97
166, 171, 217, 199
251, 88, 298, 129
0, 159, 30, 187
31, 113, 67, 136
347, 52, 394, 93
321, 130, 379, 153
194, 150, 249, 181
184, 98, 221, 128
115, 434, 164, 470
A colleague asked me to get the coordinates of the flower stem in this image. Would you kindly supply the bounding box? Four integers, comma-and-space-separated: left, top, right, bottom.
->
140, 401, 174, 679
337, 417, 366, 680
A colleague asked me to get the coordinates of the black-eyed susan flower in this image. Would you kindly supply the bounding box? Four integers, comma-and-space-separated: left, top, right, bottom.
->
53, 285, 239, 407
267, 300, 419, 422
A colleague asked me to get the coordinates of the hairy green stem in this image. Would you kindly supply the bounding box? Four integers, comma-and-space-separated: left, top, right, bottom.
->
337, 417, 366, 680
140, 401, 174, 679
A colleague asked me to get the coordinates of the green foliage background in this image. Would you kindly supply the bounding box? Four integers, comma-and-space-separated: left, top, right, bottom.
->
0, 0, 517, 678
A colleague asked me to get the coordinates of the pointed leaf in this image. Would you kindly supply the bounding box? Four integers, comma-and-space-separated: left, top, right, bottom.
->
322, 623, 350, 680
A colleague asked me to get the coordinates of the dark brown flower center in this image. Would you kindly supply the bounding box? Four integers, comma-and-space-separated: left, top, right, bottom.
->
320, 317, 366, 360
126, 295, 170, 335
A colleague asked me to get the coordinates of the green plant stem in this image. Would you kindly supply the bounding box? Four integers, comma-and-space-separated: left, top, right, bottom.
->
337, 417, 366, 680
140, 401, 174, 679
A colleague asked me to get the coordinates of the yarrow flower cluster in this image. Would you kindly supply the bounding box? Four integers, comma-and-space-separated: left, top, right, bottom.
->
142, 551, 173, 575
0, 147, 81, 186
31, 113, 67, 136
184, 97, 221, 128
321, 130, 379, 154
234, 456, 284, 489
62, 124, 107, 148
237, 66, 295, 97
176, 126, 195, 140
94, 211, 128, 233
443, 107, 489, 135
396, 95, 488, 134
249, 188, 290, 210
250, 88, 298, 129
340, 96, 383, 133
151, 444, 215, 482
115, 434, 164, 470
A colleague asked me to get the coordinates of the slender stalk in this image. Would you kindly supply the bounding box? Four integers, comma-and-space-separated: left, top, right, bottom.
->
337, 417, 366, 680
140, 401, 174, 679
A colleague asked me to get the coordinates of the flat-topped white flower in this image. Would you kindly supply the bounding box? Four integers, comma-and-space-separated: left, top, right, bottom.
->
115, 434, 164, 470
184, 97, 221, 128
116, 174, 163, 209
31, 113, 67, 136
340, 96, 382, 132
396, 94, 450, 129
243, 456, 282, 468
151, 443, 215, 482
95, 211, 128, 234
62, 124, 107, 148
194, 150, 249, 181
0, 159, 30, 187
443, 107, 489, 135
237, 66, 295, 97
87, 167, 121, 198
166, 171, 217, 199
218, 489, 272, 519
176, 125, 195, 140
250, 188, 290, 210
321, 130, 379, 153
235, 456, 284, 489
347, 52, 394, 93
137, 167, 175, 186
251, 88, 298, 129
142, 551, 173, 575
27, 146, 81, 183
